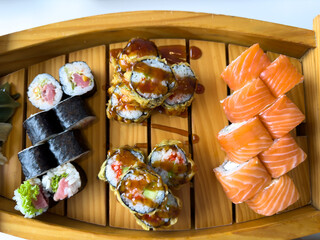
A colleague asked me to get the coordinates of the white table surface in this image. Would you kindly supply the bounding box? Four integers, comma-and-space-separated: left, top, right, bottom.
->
1, 0, 320, 239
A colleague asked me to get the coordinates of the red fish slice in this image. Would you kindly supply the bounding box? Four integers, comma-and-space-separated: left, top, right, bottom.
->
246, 175, 299, 216
260, 55, 304, 97
258, 133, 307, 178
221, 43, 271, 91
221, 78, 276, 123
214, 157, 271, 204
259, 95, 305, 139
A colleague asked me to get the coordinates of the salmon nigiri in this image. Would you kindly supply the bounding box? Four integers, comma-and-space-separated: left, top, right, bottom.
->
260, 55, 304, 97
214, 157, 271, 204
259, 95, 305, 139
218, 117, 273, 164
221, 78, 276, 123
246, 175, 299, 216
258, 134, 307, 178
221, 43, 271, 91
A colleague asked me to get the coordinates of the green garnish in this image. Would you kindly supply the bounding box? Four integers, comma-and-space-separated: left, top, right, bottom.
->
71, 81, 76, 90
51, 173, 68, 193
17, 181, 42, 215
122, 166, 129, 173
143, 189, 158, 200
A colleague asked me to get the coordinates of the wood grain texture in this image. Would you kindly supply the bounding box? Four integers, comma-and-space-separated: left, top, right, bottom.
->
66, 46, 106, 225
108, 42, 146, 229
27, 55, 66, 216
0, 12, 315, 77
0, 69, 25, 199
150, 38, 191, 230
190, 40, 232, 228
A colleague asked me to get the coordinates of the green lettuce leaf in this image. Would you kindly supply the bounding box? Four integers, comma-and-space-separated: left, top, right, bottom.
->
51, 173, 68, 193
17, 181, 42, 215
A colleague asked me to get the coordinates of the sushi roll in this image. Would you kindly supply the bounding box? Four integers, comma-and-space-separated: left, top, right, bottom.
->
13, 178, 49, 218
130, 57, 176, 108
18, 143, 58, 180
48, 130, 89, 165
106, 84, 151, 123
54, 96, 95, 130
23, 110, 63, 145
116, 166, 168, 215
98, 146, 146, 189
148, 140, 196, 188
162, 63, 197, 115
59, 61, 95, 96
27, 73, 63, 110
115, 38, 159, 73
42, 162, 87, 201
134, 190, 181, 230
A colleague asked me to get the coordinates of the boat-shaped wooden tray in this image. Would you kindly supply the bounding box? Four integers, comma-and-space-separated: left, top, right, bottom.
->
1, 11, 320, 239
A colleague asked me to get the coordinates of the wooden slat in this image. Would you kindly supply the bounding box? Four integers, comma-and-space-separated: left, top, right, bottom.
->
67, 46, 106, 225
190, 40, 232, 228
108, 42, 146, 229
150, 38, 191, 230
27, 56, 66, 216
0, 69, 25, 199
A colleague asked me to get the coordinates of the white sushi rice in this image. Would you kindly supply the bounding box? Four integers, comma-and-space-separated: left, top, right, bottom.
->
172, 64, 195, 78
41, 163, 81, 198
27, 73, 63, 111
215, 159, 248, 176
59, 61, 94, 96
219, 121, 247, 135
13, 178, 49, 218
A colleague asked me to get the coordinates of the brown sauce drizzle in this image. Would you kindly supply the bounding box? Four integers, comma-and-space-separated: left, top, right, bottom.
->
158, 45, 186, 65
195, 83, 205, 94
190, 46, 202, 60
110, 48, 122, 60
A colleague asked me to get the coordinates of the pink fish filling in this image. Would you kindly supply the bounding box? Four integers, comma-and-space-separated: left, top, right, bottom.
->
41, 83, 56, 105
53, 178, 69, 201
32, 187, 49, 209
73, 73, 90, 88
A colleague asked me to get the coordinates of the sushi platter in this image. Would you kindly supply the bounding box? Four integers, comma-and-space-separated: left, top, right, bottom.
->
0, 11, 320, 239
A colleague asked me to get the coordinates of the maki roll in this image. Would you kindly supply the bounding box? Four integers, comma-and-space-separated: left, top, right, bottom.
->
59, 61, 95, 96
13, 178, 49, 218
116, 166, 168, 215
162, 63, 197, 115
148, 140, 196, 188
130, 57, 176, 108
98, 146, 146, 189
106, 84, 151, 123
42, 162, 87, 201
23, 110, 63, 145
48, 130, 89, 165
54, 96, 95, 130
134, 190, 181, 230
18, 143, 58, 180
27, 74, 63, 110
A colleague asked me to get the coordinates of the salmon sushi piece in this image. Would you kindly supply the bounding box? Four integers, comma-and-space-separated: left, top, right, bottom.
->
221, 78, 276, 123
246, 175, 299, 216
218, 117, 273, 163
214, 157, 271, 204
260, 55, 304, 97
258, 134, 307, 178
221, 43, 271, 91
259, 95, 305, 139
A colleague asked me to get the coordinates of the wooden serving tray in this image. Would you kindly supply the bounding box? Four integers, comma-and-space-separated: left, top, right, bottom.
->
0, 11, 320, 239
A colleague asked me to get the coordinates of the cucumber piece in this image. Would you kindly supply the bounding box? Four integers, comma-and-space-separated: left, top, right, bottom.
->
143, 189, 158, 200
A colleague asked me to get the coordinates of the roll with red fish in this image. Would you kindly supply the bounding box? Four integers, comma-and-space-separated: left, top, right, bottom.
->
258, 133, 307, 178
214, 157, 271, 204
221, 43, 271, 91
217, 117, 273, 164
259, 95, 305, 139
246, 175, 299, 216
221, 78, 276, 123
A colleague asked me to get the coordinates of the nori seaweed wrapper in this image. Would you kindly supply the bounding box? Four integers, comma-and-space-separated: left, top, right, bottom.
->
23, 110, 63, 145
72, 162, 87, 194
48, 130, 89, 165
53, 96, 95, 130
18, 143, 58, 180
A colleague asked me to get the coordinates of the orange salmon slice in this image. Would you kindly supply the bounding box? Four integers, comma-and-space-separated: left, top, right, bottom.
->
221, 43, 271, 91
246, 175, 299, 216
259, 95, 305, 139
258, 134, 307, 178
221, 78, 276, 123
260, 55, 304, 97
214, 157, 271, 204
